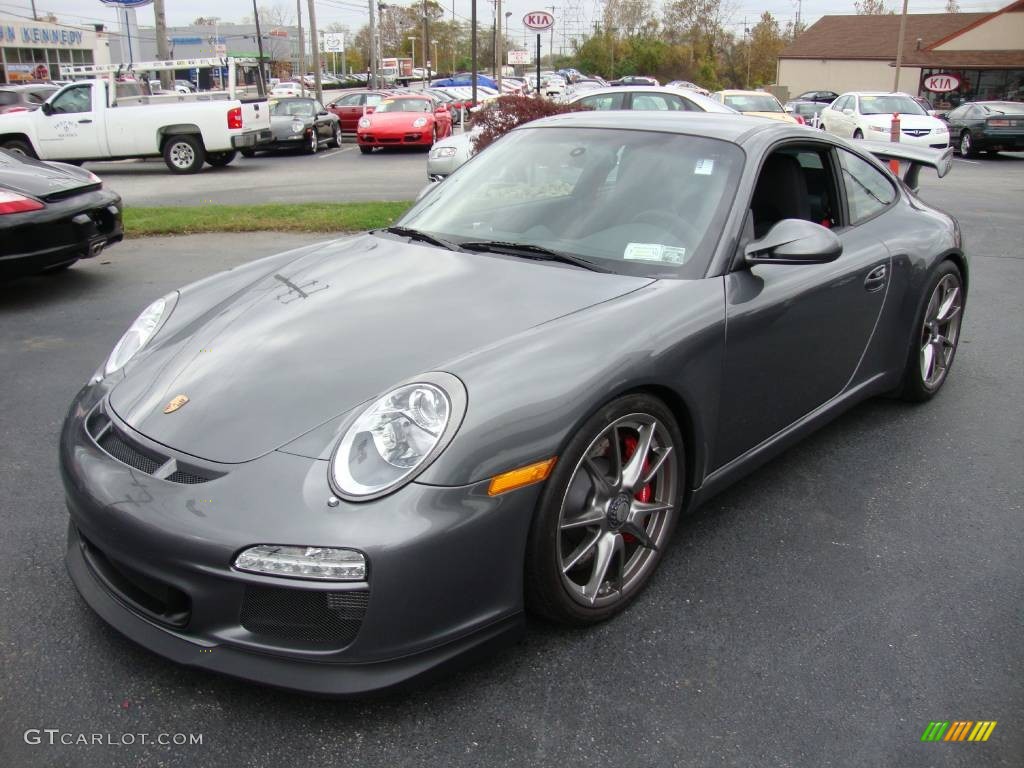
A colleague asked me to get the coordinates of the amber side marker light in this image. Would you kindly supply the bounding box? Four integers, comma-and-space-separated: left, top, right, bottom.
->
488, 458, 557, 496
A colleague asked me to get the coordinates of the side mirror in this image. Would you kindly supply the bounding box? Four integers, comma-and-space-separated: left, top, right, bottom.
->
745, 219, 842, 266
842, 108, 854, 116
936, 111, 948, 120
317, 110, 328, 116
41, 102, 54, 116
416, 180, 441, 201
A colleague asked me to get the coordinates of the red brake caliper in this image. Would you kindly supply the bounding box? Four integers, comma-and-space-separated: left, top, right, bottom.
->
620, 435, 653, 544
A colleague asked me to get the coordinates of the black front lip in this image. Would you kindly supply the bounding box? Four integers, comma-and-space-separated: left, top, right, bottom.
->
0, 188, 123, 277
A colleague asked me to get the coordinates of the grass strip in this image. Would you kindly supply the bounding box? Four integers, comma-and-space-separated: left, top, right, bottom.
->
124, 202, 413, 236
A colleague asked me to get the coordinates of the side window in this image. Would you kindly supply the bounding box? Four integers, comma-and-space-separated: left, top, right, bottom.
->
365, 94, 383, 107
965, 105, 982, 118
837, 149, 897, 224
50, 85, 92, 114
750, 145, 837, 237
337, 93, 362, 106
946, 105, 966, 120
833, 95, 849, 111
630, 93, 689, 111
579, 93, 624, 110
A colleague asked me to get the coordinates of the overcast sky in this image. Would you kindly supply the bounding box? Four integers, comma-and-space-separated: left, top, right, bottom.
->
1, 0, 1008, 46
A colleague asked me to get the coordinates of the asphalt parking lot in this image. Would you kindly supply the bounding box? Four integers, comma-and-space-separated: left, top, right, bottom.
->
0, 155, 1021, 768
83, 135, 436, 207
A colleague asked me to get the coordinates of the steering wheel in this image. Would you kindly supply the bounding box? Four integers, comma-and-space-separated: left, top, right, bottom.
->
630, 210, 701, 245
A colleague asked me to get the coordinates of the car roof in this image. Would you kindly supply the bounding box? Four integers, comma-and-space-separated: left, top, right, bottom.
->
716, 89, 778, 97
523, 110, 800, 144
568, 85, 735, 112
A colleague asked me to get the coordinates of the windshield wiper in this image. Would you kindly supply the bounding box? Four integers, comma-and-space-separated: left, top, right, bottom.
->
459, 240, 611, 273
380, 226, 463, 252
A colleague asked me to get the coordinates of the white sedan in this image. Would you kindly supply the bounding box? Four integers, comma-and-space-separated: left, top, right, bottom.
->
271, 82, 313, 98
820, 92, 950, 149
566, 86, 737, 114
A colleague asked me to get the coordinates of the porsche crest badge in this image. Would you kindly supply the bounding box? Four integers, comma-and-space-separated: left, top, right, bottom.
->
163, 394, 190, 414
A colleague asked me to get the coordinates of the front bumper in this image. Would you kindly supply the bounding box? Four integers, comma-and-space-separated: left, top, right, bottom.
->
975, 128, 1024, 151
358, 130, 432, 147
869, 130, 949, 149
60, 382, 531, 696
0, 188, 123, 278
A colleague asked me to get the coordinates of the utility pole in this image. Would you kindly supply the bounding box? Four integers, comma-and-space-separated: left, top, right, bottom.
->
471, 0, 478, 105
893, 0, 910, 92
744, 17, 750, 89
153, 0, 171, 89
409, 35, 417, 78
296, 0, 305, 77
547, 5, 556, 65
423, 0, 431, 84
252, 1, 267, 83
30, 0, 37, 21
307, 0, 323, 102
496, 0, 503, 90
368, 0, 377, 88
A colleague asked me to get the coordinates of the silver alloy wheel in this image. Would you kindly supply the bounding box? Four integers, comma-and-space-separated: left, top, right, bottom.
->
919, 273, 963, 390
333, 125, 341, 146
557, 414, 677, 608
960, 132, 971, 156
168, 141, 195, 170
309, 131, 318, 153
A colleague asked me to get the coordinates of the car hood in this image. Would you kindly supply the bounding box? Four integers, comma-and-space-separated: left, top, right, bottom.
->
744, 111, 796, 122
0, 150, 98, 198
367, 111, 431, 128
108, 234, 652, 463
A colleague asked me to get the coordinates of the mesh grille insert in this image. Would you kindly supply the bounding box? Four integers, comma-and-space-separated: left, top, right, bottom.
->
166, 470, 207, 485
240, 587, 369, 647
97, 430, 163, 475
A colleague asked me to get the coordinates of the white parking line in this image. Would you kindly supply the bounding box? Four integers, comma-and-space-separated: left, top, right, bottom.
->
954, 158, 981, 165
318, 147, 355, 159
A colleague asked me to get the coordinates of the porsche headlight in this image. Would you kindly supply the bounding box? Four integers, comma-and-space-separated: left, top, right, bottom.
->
330, 374, 466, 500
104, 293, 177, 376
412, 117, 428, 128
358, 116, 371, 128
291, 118, 304, 134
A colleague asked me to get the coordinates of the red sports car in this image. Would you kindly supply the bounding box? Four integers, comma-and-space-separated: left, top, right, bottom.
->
356, 95, 453, 153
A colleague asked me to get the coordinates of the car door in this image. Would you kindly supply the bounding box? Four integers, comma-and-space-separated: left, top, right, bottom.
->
313, 102, 332, 141
714, 141, 893, 467
34, 83, 106, 159
626, 92, 696, 111
821, 96, 844, 135
330, 92, 364, 132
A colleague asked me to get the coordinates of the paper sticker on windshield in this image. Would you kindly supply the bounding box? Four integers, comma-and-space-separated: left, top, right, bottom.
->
624, 243, 687, 264
694, 159, 714, 175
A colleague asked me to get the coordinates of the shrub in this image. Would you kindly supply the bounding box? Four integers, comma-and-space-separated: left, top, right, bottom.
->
470, 95, 592, 153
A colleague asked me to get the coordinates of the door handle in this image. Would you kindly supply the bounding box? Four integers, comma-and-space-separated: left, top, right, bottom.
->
864, 264, 887, 292
78, 119, 92, 124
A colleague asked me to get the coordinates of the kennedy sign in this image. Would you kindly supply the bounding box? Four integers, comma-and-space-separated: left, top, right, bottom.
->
523, 11, 554, 31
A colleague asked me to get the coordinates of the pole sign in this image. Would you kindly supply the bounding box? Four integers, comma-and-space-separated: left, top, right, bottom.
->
98, 0, 154, 7
507, 50, 531, 65
922, 73, 960, 93
523, 11, 554, 31
323, 33, 344, 53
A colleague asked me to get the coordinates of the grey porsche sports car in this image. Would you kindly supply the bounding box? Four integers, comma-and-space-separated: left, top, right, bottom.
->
242, 97, 341, 156
60, 112, 965, 696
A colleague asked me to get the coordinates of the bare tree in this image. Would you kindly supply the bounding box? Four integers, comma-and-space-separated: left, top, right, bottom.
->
944, 0, 961, 11
854, 0, 891, 14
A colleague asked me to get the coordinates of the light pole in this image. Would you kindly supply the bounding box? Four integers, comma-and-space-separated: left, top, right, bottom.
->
408, 35, 417, 78
432, 39, 438, 77
367, 0, 377, 88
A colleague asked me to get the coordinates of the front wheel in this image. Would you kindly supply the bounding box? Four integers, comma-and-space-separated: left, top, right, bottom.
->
525, 394, 684, 626
163, 134, 205, 173
1, 139, 36, 158
206, 150, 237, 167
853, 128, 864, 140
304, 130, 318, 155
899, 261, 964, 402
959, 131, 976, 158
330, 124, 342, 148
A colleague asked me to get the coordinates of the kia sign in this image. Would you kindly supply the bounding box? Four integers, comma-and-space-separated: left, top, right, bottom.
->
923, 73, 961, 93
523, 11, 554, 31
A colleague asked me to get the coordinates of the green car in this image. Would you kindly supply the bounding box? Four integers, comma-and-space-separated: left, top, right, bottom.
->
943, 101, 1024, 158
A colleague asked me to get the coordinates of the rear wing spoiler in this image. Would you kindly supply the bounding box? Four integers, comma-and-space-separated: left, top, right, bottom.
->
858, 140, 954, 191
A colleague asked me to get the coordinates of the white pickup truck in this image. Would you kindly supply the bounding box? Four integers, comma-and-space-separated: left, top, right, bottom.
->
0, 58, 271, 173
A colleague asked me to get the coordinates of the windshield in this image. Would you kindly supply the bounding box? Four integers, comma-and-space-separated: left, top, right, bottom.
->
376, 98, 432, 113
985, 102, 1024, 114
859, 95, 926, 115
270, 99, 314, 117
723, 94, 782, 113
395, 127, 743, 278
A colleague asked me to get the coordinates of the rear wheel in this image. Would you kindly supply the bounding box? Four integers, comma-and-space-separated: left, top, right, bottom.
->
1, 138, 36, 158
163, 134, 205, 173
205, 150, 237, 167
525, 394, 685, 626
899, 261, 964, 402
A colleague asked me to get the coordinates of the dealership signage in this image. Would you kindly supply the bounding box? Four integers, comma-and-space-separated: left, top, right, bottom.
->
923, 73, 961, 93
523, 11, 554, 31
323, 33, 345, 53
508, 49, 531, 65
2, 24, 86, 46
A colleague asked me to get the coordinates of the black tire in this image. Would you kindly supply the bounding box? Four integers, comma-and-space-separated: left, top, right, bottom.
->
525, 393, 685, 626
304, 130, 318, 155
162, 134, 205, 173
1, 138, 36, 158
205, 150, 237, 167
330, 123, 342, 148
899, 260, 964, 402
240, 148, 257, 158
959, 130, 976, 158
853, 129, 864, 140
358, 145, 372, 154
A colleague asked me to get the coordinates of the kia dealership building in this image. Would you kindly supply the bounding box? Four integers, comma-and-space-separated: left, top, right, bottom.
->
778, 0, 1024, 107
0, 17, 112, 83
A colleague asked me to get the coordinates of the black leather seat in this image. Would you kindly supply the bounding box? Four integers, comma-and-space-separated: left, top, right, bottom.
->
751, 154, 812, 237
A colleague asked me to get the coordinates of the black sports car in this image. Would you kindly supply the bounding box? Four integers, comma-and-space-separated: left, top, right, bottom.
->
942, 100, 1024, 157
242, 97, 342, 156
0, 150, 122, 279
794, 90, 840, 104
